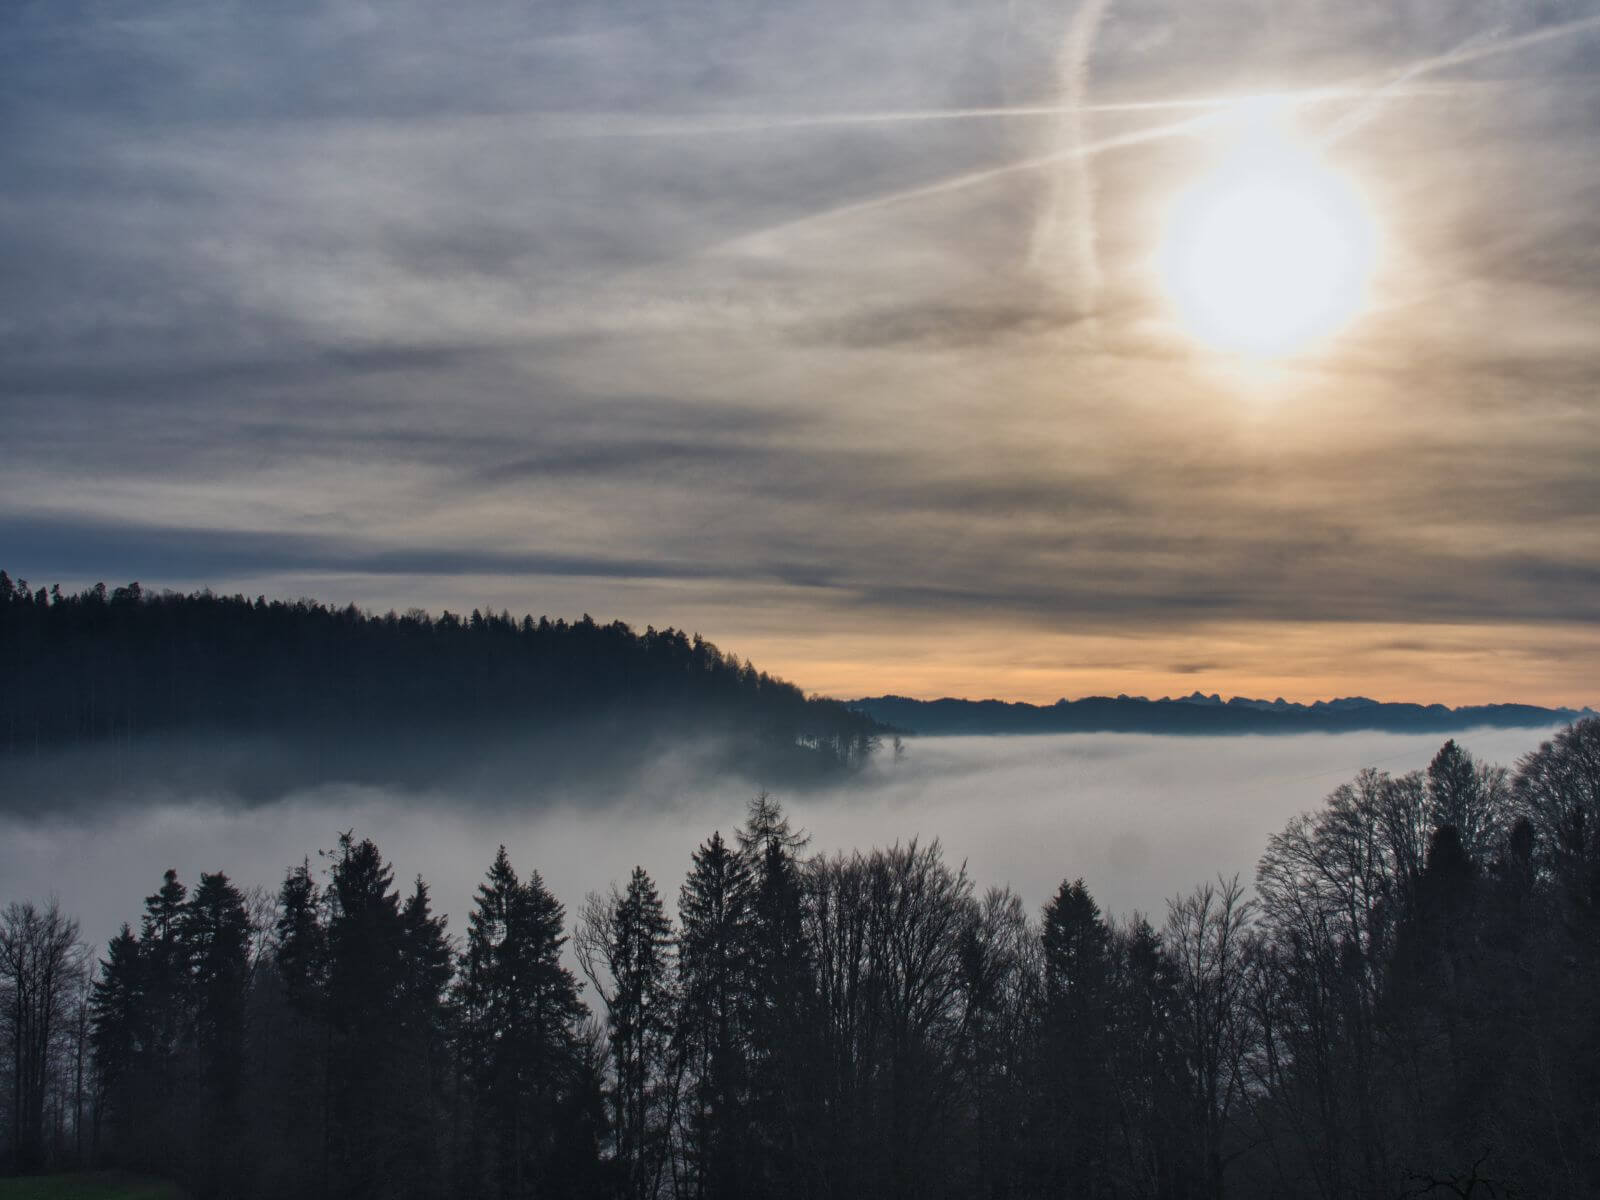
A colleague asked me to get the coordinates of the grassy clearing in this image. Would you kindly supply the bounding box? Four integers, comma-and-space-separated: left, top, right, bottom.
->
0, 1174, 185, 1200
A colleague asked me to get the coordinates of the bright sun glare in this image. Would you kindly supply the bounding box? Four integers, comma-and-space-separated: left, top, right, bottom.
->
1158, 102, 1378, 357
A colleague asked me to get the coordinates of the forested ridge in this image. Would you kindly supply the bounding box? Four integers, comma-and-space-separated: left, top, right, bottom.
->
0, 573, 881, 782
6, 721, 1600, 1198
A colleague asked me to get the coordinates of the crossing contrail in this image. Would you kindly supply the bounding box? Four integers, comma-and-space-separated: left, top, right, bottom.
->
712, 12, 1600, 253
1320, 12, 1600, 147
533, 12, 1600, 147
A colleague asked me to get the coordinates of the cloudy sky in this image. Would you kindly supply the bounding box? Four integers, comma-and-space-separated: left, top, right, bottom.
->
4, 0, 1598, 705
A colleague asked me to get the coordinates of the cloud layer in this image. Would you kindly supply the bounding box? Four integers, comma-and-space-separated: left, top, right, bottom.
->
4, 0, 1598, 703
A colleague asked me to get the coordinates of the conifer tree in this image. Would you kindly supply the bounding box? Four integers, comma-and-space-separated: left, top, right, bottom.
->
138, 870, 192, 1172
275, 859, 325, 1008
737, 794, 816, 1199
676, 831, 756, 1200
323, 834, 406, 1200
182, 871, 252, 1187
1426, 739, 1509, 863
457, 846, 593, 1199
89, 924, 143, 1158
395, 877, 453, 1200
1040, 879, 1114, 1198
263, 858, 329, 1196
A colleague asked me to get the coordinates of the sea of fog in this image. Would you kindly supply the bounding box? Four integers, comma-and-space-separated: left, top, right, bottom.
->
2, 726, 1564, 958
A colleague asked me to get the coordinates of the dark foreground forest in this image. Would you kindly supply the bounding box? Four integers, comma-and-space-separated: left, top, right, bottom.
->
6, 720, 1600, 1198
0, 575, 882, 790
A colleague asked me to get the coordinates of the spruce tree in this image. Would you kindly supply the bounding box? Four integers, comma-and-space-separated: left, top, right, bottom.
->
736, 795, 816, 1199
89, 924, 143, 1159
395, 877, 453, 1200
676, 831, 756, 1200
1040, 879, 1114, 1198
139, 870, 192, 1173
458, 846, 593, 1199
275, 859, 325, 1008
323, 834, 406, 1200
265, 858, 329, 1196
182, 871, 252, 1186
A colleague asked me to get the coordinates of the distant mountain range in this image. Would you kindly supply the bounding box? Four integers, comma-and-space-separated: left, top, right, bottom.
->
851, 692, 1594, 737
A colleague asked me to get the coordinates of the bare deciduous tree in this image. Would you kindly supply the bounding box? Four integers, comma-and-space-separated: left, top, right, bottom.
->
1166, 876, 1258, 1200
1, 898, 87, 1172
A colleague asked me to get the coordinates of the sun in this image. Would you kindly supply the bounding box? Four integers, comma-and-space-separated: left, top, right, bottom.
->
1157, 104, 1378, 357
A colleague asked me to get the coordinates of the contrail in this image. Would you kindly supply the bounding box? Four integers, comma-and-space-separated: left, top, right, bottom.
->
1321, 12, 1600, 146
526, 87, 1439, 141
1412, 11, 1600, 74
533, 14, 1600, 145
713, 12, 1600, 253
717, 110, 1228, 255
1030, 0, 1113, 314
1318, 26, 1506, 147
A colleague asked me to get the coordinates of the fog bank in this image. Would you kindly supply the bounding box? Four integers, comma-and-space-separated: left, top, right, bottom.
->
3, 726, 1560, 958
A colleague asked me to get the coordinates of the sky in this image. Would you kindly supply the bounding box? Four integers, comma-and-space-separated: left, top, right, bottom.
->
4, 0, 1599, 706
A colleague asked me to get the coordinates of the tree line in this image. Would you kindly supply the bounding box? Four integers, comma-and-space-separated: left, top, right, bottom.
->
0, 574, 882, 779
4, 720, 1600, 1197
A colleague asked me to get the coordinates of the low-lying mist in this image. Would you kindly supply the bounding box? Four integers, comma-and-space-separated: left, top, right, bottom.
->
4, 726, 1562, 957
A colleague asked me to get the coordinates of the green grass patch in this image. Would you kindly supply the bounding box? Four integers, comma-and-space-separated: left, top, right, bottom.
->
0, 1174, 185, 1200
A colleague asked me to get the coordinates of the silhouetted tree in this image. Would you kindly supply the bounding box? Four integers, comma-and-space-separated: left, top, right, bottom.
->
1426, 741, 1509, 864
395, 877, 454, 1200
183, 871, 252, 1188
1165, 877, 1258, 1200
1106, 915, 1187, 1198
1039, 879, 1113, 1198
257, 858, 329, 1197
738, 795, 818, 1199
323, 834, 408, 1199
1, 900, 85, 1173
578, 867, 677, 1200
456, 846, 596, 1199
135, 870, 193, 1174
957, 886, 1039, 1200
674, 832, 756, 1200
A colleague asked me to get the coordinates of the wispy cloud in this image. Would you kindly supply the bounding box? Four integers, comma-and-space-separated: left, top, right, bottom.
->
4, 0, 1600, 704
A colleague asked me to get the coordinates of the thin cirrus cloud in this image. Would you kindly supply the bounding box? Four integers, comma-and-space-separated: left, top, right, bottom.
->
2, 0, 1599, 705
